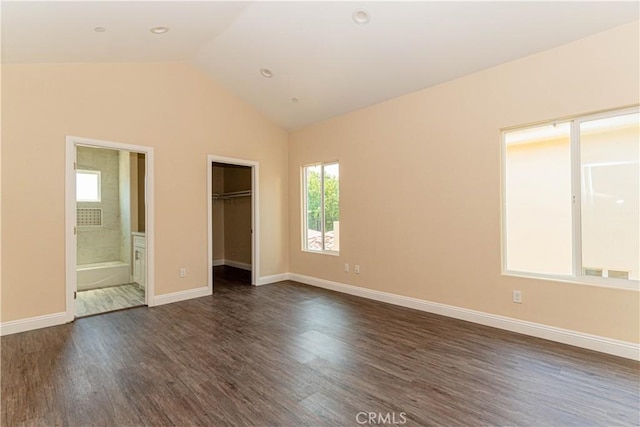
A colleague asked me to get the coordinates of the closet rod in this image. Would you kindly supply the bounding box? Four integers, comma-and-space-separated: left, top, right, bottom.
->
223, 190, 251, 196
212, 190, 252, 200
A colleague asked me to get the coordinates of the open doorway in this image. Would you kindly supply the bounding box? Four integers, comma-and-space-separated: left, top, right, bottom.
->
207, 156, 258, 291
74, 146, 146, 316
66, 137, 155, 321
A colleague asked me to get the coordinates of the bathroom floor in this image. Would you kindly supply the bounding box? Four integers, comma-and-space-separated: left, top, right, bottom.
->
76, 283, 145, 317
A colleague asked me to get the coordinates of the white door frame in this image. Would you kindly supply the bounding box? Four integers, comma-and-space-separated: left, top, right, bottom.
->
65, 136, 155, 322
207, 155, 259, 288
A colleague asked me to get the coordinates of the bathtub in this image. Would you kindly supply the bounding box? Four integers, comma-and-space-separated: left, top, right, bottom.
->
77, 261, 131, 291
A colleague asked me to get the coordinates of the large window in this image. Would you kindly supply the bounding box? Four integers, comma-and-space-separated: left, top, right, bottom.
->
503, 108, 639, 287
303, 162, 339, 253
76, 170, 101, 202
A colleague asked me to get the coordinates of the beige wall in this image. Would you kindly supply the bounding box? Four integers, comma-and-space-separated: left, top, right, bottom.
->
224, 166, 252, 193
288, 22, 640, 342
136, 154, 145, 232
118, 150, 132, 269
2, 22, 637, 345
118, 151, 143, 272
0, 62, 3, 316
1, 61, 289, 322
223, 167, 252, 265
212, 165, 226, 261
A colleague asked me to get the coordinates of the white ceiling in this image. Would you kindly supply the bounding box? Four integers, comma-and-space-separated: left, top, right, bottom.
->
2, 1, 638, 129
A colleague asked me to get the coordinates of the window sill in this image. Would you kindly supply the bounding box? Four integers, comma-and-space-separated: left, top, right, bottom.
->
301, 249, 340, 257
502, 272, 640, 291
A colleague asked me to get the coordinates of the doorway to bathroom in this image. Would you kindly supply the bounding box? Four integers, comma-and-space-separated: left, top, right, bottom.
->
207, 155, 259, 291
65, 137, 155, 321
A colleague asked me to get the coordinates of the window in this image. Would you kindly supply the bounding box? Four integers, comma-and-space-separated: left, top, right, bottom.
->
303, 162, 339, 253
76, 170, 101, 202
503, 108, 639, 287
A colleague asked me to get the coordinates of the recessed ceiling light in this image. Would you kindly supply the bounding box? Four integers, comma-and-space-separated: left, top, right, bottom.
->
94, 27, 106, 33
260, 68, 273, 78
352, 9, 370, 24
150, 26, 170, 35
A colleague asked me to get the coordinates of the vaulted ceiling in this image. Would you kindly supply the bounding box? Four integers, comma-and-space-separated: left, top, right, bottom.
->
2, 1, 638, 129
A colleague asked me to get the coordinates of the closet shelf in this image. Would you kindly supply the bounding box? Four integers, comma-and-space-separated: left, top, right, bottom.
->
212, 190, 252, 200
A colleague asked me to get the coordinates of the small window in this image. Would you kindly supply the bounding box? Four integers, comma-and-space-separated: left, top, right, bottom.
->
76, 170, 101, 202
302, 162, 339, 253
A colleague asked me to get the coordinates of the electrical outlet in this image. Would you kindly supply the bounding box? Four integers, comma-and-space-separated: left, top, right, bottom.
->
344, 263, 350, 272
355, 265, 360, 274
512, 290, 522, 304
179, 267, 187, 278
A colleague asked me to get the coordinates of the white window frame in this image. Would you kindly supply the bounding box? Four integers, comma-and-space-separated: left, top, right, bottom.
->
76, 170, 101, 202
501, 106, 639, 290
301, 161, 340, 255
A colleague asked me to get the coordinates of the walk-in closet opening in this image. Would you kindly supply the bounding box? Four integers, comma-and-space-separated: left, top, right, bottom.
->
211, 161, 254, 289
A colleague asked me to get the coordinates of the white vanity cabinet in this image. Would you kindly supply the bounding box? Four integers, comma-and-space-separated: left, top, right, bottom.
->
132, 232, 146, 289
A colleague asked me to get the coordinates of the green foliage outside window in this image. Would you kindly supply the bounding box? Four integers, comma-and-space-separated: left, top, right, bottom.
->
306, 168, 339, 232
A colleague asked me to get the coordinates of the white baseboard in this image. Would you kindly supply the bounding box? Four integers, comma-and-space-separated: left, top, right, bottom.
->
211, 259, 252, 271
153, 286, 211, 306
0, 312, 68, 336
256, 273, 290, 286
4, 286, 213, 335
4, 274, 636, 361
289, 273, 640, 361
224, 259, 252, 271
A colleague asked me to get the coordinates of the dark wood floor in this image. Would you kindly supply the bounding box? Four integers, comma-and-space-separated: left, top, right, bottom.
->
2, 266, 638, 426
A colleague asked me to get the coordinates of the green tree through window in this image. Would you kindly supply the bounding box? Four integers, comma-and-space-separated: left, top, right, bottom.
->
304, 163, 339, 252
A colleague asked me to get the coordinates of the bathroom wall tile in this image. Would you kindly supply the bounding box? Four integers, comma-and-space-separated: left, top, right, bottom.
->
76, 146, 124, 265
